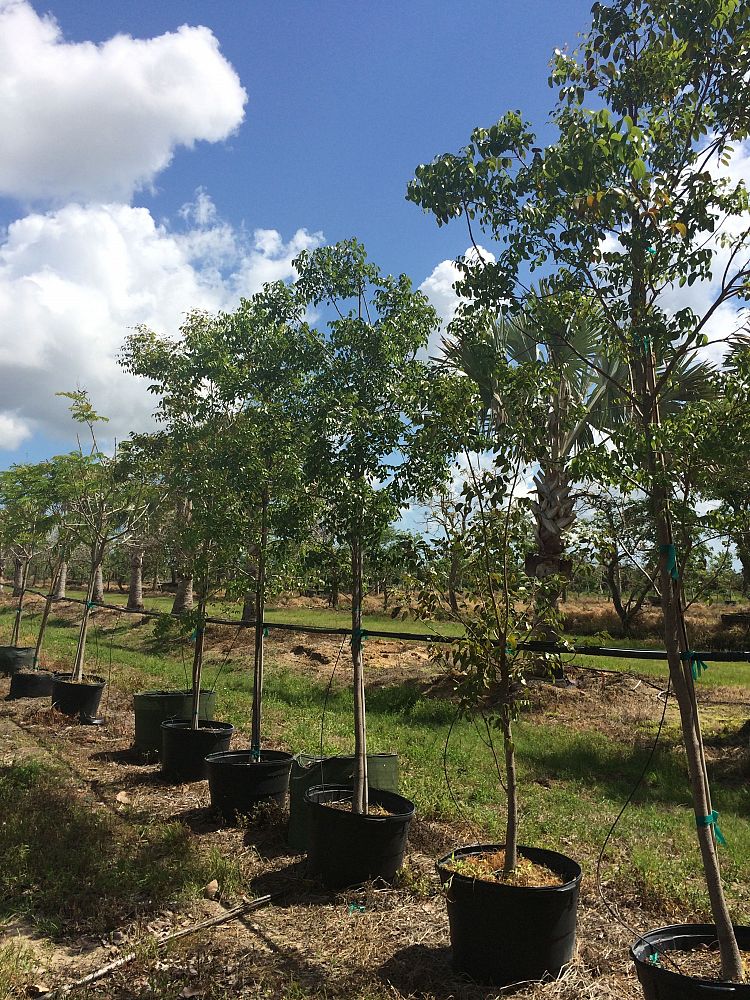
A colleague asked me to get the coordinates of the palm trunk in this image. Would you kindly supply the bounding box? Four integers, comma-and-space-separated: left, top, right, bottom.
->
127, 545, 145, 611
250, 491, 269, 754
351, 532, 369, 814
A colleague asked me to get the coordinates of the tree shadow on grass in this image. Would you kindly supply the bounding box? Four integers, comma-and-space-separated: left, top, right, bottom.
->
0, 759, 216, 937
521, 731, 750, 816
266, 676, 456, 728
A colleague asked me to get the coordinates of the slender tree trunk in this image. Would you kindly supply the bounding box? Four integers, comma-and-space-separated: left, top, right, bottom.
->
330, 573, 339, 610
630, 197, 743, 979
501, 705, 518, 872
351, 532, 368, 814
72, 562, 98, 682
190, 599, 206, 730
645, 420, 743, 981
10, 560, 29, 646
0, 552, 5, 582
35, 560, 65, 667
250, 492, 269, 754
92, 562, 104, 603
172, 572, 194, 614
170, 565, 177, 587
448, 549, 461, 615
53, 561, 67, 600
127, 545, 145, 611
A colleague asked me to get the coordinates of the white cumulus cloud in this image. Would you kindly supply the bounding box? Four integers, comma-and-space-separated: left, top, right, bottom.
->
419, 246, 496, 359
0, 0, 247, 203
0, 199, 323, 446
0, 413, 32, 450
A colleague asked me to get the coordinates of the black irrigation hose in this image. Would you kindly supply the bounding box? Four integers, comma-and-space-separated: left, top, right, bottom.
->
7, 584, 750, 664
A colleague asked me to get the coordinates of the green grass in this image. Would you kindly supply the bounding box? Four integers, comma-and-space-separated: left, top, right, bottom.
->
0, 758, 242, 938
58, 588, 464, 637
3, 602, 750, 926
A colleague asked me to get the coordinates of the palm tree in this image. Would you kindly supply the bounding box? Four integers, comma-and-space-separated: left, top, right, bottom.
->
444, 281, 714, 607
444, 283, 622, 603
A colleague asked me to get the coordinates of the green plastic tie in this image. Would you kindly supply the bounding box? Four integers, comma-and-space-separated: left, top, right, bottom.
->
86, 600, 96, 609
696, 810, 726, 846
347, 903, 365, 914
648, 951, 660, 966
353, 628, 368, 643
647, 246, 657, 255
659, 543, 679, 581
263, 626, 269, 638
250, 747, 261, 762
681, 650, 709, 681
189, 629, 197, 642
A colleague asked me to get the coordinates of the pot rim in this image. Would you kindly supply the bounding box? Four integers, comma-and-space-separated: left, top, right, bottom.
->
52, 672, 106, 686
133, 688, 215, 699
304, 783, 415, 820
205, 749, 294, 766
631, 923, 750, 990
160, 718, 234, 733
437, 843, 582, 893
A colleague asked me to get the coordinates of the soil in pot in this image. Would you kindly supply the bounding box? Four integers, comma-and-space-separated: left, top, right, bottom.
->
51, 673, 106, 719
288, 752, 399, 852
133, 689, 216, 754
305, 784, 414, 889
160, 719, 234, 783
8, 670, 54, 700
206, 750, 293, 823
0, 646, 35, 676
437, 843, 581, 987
631, 924, 750, 998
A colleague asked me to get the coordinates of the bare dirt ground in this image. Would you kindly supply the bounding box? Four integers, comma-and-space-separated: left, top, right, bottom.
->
4, 666, 748, 1000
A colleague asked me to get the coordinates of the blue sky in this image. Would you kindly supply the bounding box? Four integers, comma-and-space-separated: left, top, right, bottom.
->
0, 0, 593, 465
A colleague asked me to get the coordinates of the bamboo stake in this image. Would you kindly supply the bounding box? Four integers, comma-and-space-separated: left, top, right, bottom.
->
40, 892, 278, 999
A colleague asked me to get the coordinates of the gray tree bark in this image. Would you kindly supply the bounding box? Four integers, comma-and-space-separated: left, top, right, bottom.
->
127, 545, 145, 611
53, 561, 67, 600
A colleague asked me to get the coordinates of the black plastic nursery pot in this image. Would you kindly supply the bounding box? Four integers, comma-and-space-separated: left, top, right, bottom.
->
8, 670, 54, 700
0, 646, 35, 676
288, 752, 400, 851
51, 673, 106, 718
437, 843, 581, 987
305, 784, 415, 890
205, 750, 294, 822
631, 924, 750, 998
160, 719, 234, 783
133, 689, 216, 754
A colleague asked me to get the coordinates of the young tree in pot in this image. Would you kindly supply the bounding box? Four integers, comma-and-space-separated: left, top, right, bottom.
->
28, 453, 94, 676
0, 461, 58, 675
415, 351, 583, 986
52, 391, 151, 717
293, 239, 447, 884
121, 297, 316, 789
408, 0, 750, 985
